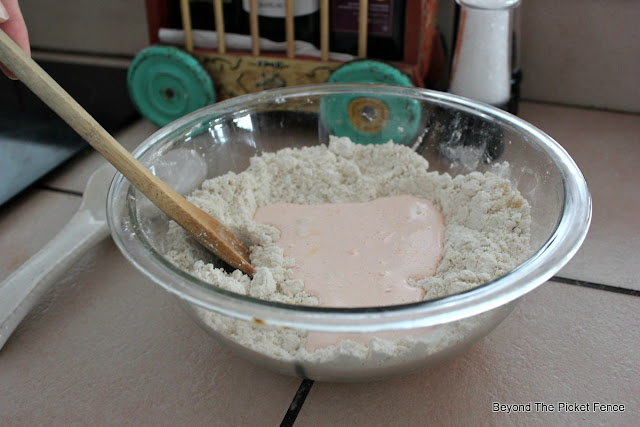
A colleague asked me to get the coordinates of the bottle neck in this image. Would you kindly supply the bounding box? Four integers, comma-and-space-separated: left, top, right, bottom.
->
455, 0, 521, 10
242, 0, 320, 18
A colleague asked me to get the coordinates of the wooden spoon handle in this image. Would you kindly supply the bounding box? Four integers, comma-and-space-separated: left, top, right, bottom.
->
0, 29, 254, 276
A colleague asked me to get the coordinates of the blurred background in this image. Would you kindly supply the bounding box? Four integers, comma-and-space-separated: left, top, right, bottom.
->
15, 0, 639, 112
1, 0, 638, 205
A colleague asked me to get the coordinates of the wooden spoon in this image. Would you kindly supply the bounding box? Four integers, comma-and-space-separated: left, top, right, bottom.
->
0, 29, 254, 276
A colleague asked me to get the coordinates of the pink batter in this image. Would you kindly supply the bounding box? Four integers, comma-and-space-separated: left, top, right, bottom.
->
254, 194, 446, 351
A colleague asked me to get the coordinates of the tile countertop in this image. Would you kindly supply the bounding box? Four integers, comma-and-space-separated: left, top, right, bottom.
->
0, 101, 638, 425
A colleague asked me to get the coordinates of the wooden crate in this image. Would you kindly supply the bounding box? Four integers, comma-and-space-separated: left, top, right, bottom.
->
143, 0, 438, 102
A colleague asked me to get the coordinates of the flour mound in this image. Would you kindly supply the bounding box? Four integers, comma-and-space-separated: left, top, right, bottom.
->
166, 136, 530, 304
164, 136, 531, 367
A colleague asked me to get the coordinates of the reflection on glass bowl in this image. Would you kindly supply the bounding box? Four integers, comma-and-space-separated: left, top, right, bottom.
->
107, 84, 591, 382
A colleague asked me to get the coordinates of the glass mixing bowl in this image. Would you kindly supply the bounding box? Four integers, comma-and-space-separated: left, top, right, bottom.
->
107, 84, 591, 382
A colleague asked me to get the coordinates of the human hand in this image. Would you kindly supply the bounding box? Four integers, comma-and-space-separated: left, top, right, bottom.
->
0, 0, 30, 79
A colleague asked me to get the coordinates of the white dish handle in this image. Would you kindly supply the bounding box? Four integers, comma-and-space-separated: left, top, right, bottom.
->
0, 207, 109, 350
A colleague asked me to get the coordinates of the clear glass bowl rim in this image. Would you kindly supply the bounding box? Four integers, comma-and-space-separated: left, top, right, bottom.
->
107, 83, 591, 333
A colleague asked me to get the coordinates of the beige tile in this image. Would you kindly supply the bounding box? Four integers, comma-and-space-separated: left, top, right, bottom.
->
520, 0, 640, 112
1, 164, 299, 424
42, 120, 159, 193
0, 237, 300, 425
519, 102, 640, 290
296, 282, 640, 426
0, 189, 81, 282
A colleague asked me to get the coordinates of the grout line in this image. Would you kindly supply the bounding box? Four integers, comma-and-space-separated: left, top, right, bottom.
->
520, 99, 640, 117
38, 186, 83, 197
280, 379, 314, 427
552, 276, 640, 297
31, 48, 134, 67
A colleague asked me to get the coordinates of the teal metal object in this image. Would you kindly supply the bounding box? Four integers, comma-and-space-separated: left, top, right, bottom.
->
127, 46, 215, 127
321, 60, 421, 146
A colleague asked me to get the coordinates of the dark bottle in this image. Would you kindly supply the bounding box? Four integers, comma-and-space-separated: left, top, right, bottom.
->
169, 0, 244, 34
241, 0, 321, 47
507, 3, 522, 115
330, 0, 407, 61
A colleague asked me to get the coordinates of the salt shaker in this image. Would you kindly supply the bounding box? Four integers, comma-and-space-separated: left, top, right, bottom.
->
448, 0, 521, 112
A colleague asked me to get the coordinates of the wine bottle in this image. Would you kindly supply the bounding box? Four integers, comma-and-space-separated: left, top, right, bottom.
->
330, 0, 407, 61
169, 0, 243, 34
241, 0, 321, 47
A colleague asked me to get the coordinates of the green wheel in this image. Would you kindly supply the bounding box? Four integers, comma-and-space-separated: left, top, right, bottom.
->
321, 60, 421, 146
127, 45, 215, 127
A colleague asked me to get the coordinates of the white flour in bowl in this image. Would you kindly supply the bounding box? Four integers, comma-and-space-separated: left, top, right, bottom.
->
164, 136, 531, 369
